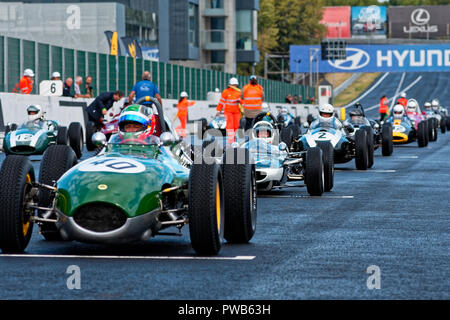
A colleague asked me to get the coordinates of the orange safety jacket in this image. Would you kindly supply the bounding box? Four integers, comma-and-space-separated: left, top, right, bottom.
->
379, 97, 388, 113
176, 98, 195, 118
217, 87, 242, 114
242, 84, 263, 110
11, 76, 33, 94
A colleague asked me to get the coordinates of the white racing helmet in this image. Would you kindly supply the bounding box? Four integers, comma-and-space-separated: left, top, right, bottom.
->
424, 102, 431, 109
393, 104, 405, 119
431, 99, 440, 110
27, 105, 43, 121
400, 92, 406, 98
318, 103, 335, 125
252, 121, 275, 145
406, 99, 419, 113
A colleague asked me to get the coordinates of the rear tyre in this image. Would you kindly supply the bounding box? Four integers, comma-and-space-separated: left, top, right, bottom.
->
188, 161, 224, 255
446, 117, 450, 131
381, 123, 393, 157
68, 122, 83, 159
56, 126, 68, 145
355, 129, 368, 170
222, 148, 257, 243
317, 141, 334, 192
423, 120, 429, 146
0, 156, 35, 253
417, 121, 427, 148
305, 147, 324, 196
38, 145, 78, 241
85, 121, 97, 151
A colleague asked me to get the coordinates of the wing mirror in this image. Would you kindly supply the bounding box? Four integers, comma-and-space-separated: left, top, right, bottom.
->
160, 132, 177, 146
91, 132, 107, 148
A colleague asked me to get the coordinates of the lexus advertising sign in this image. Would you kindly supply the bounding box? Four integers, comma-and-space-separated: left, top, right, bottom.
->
290, 44, 450, 73
388, 6, 450, 39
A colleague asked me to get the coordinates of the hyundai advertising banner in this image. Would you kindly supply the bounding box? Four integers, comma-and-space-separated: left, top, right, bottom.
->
351, 6, 387, 38
388, 6, 450, 39
321, 6, 351, 39
290, 44, 450, 73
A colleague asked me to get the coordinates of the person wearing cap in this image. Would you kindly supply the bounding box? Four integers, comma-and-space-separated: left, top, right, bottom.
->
242, 75, 265, 130
51, 71, 61, 81
11, 69, 34, 94
174, 91, 195, 138
216, 77, 242, 144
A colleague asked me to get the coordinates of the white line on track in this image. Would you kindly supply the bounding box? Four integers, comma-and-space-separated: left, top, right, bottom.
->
342, 72, 390, 108
0, 254, 256, 261
260, 195, 354, 199
335, 169, 396, 173
398, 156, 418, 159
389, 72, 406, 110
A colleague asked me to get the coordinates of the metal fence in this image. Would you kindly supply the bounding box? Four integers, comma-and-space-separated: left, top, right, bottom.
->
0, 35, 315, 103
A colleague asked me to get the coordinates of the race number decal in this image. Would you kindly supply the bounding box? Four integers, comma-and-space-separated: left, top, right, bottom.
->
312, 132, 332, 140
78, 158, 146, 174
16, 134, 33, 142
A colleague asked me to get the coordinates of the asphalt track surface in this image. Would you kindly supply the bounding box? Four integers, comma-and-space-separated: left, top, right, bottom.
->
0, 132, 449, 299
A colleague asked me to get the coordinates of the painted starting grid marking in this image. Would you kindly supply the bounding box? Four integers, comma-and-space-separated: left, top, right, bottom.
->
335, 169, 396, 173
398, 156, 419, 159
0, 254, 256, 261
260, 195, 354, 199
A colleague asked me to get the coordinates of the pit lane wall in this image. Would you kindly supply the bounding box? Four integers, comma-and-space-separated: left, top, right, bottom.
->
0, 93, 317, 150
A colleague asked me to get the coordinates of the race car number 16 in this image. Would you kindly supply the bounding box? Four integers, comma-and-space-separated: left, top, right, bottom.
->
78, 158, 146, 174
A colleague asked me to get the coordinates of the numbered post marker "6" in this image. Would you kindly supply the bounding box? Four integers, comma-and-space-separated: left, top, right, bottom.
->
39, 80, 63, 97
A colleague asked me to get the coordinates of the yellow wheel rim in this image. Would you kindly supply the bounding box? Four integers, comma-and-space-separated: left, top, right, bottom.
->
216, 183, 220, 231
22, 174, 31, 236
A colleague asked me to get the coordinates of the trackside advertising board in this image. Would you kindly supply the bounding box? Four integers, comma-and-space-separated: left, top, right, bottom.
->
321, 6, 351, 39
290, 44, 450, 73
351, 6, 387, 38
388, 6, 450, 39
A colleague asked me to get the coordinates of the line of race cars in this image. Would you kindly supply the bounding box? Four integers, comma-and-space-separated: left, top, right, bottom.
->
0, 96, 447, 256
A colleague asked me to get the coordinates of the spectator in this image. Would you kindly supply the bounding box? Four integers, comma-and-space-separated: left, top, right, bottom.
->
85, 76, 94, 98
293, 95, 298, 104
73, 76, 91, 98
51, 72, 61, 81
285, 95, 293, 104
128, 71, 162, 106
86, 90, 124, 129
63, 78, 73, 97
11, 69, 34, 94
298, 95, 303, 103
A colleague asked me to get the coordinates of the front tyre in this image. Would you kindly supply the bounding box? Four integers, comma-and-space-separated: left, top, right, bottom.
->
188, 161, 224, 255
222, 148, 257, 243
85, 121, 97, 151
355, 129, 368, 170
317, 141, 334, 192
0, 156, 36, 253
38, 145, 78, 241
305, 147, 324, 196
417, 121, 427, 148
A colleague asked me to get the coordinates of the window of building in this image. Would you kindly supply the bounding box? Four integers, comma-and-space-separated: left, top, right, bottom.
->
236, 10, 254, 50
210, 0, 224, 8
210, 17, 225, 43
126, 7, 158, 47
188, 3, 199, 47
211, 50, 225, 63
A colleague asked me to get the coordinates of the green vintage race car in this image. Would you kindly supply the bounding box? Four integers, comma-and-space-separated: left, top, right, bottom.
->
3, 119, 84, 158
0, 97, 256, 255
